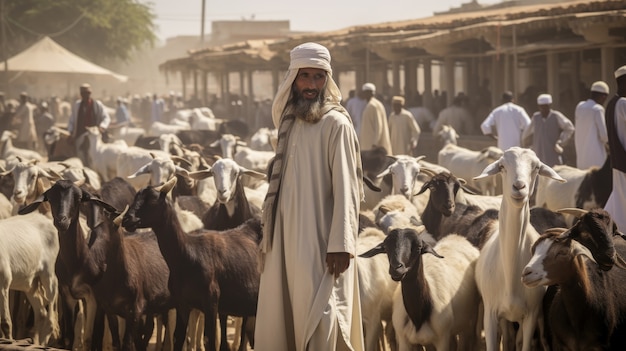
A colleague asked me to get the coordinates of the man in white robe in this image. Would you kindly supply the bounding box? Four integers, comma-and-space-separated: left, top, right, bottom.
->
574, 81, 609, 169
604, 65, 626, 232
480, 91, 531, 151
256, 42, 365, 351
358, 82, 392, 154
388, 95, 421, 155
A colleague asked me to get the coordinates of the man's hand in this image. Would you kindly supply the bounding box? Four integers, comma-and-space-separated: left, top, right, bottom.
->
554, 141, 563, 154
326, 252, 351, 279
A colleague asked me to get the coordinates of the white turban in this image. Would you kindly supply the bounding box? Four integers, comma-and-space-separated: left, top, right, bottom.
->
615, 65, 626, 79
537, 93, 552, 105
271, 42, 344, 127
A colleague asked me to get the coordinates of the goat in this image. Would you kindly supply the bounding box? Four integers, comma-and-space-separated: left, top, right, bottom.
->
0, 158, 60, 214
0, 130, 45, 162
361, 228, 480, 350
472, 147, 565, 351
355, 227, 397, 351
0, 212, 59, 345
534, 156, 612, 225
522, 208, 626, 350
186, 158, 266, 231
375, 155, 430, 214
20, 180, 175, 351
84, 126, 128, 181
43, 126, 77, 161
121, 177, 261, 351
437, 125, 502, 195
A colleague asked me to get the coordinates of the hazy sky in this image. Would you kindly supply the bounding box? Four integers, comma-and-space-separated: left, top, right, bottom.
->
149, 0, 489, 41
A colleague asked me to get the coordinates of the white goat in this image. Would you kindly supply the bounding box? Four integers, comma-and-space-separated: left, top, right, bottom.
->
0, 131, 44, 162
249, 128, 277, 152
437, 125, 503, 195
84, 126, 128, 181
116, 148, 170, 190
361, 229, 481, 350
375, 155, 430, 214
0, 212, 59, 345
472, 147, 565, 351
148, 121, 190, 137
189, 109, 223, 130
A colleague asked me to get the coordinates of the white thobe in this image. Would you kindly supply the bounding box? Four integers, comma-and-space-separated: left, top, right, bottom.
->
345, 97, 367, 134
604, 97, 626, 232
359, 97, 391, 154
574, 99, 608, 169
389, 108, 421, 155
480, 102, 531, 151
255, 110, 364, 351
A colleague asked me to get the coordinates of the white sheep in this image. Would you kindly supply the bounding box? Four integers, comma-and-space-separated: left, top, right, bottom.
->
472, 147, 565, 351
361, 229, 481, 350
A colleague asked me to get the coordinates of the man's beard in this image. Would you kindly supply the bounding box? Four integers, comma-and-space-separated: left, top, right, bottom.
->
287, 86, 325, 123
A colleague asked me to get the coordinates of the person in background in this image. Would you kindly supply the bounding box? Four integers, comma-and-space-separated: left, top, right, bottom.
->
388, 95, 421, 155
604, 65, 626, 232
359, 82, 392, 154
256, 42, 364, 351
574, 81, 609, 169
113, 97, 131, 127
432, 94, 475, 136
34, 101, 55, 154
13, 91, 38, 149
522, 93, 575, 167
67, 83, 111, 163
480, 90, 531, 151
345, 87, 367, 134
151, 93, 165, 124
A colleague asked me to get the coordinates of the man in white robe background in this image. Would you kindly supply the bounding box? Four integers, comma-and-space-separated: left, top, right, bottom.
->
256, 42, 365, 351
604, 65, 626, 233
574, 81, 609, 169
388, 95, 421, 155
480, 90, 531, 151
358, 82, 392, 154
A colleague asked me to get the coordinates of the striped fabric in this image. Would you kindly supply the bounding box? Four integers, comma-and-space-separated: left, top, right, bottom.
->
260, 113, 296, 257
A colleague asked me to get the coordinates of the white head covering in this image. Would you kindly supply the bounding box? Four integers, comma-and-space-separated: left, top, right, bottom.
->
615, 65, 626, 79
537, 93, 552, 105
362, 83, 376, 92
271, 42, 344, 127
590, 81, 609, 94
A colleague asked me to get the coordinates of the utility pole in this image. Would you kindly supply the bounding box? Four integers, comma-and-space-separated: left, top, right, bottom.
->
1, 0, 8, 95
200, 0, 206, 44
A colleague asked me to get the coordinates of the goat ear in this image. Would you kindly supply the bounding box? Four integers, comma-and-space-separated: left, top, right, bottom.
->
358, 243, 386, 258
128, 164, 151, 179
362, 176, 381, 192
538, 163, 566, 183
18, 194, 47, 215
242, 168, 267, 180
174, 166, 190, 178
376, 167, 390, 179
473, 159, 501, 180
423, 244, 444, 259
0, 166, 15, 177
88, 198, 120, 214
209, 139, 220, 148
571, 240, 596, 264
40, 167, 63, 181
186, 169, 213, 180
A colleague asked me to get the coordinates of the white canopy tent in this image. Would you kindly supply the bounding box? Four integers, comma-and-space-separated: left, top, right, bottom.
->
0, 36, 128, 98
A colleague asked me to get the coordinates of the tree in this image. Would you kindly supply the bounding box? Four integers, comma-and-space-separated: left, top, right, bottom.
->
2, 0, 156, 64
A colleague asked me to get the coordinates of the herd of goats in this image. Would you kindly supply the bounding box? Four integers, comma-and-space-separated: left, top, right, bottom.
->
0, 106, 624, 351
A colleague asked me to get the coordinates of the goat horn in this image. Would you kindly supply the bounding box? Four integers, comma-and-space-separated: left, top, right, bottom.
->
171, 156, 192, 167
154, 176, 177, 193
113, 205, 129, 227
557, 208, 588, 218
420, 167, 437, 177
